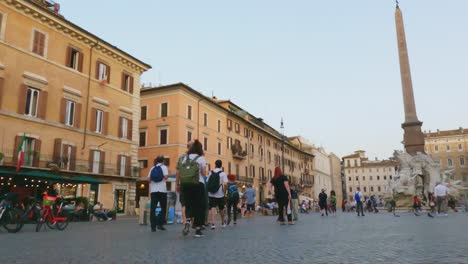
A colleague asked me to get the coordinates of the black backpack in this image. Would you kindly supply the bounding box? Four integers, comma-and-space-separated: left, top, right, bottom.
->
207, 171, 222, 194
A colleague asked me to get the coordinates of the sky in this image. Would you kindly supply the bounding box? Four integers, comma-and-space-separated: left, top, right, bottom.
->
60, 0, 468, 160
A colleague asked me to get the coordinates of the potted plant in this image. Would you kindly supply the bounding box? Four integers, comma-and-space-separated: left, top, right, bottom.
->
107, 210, 117, 220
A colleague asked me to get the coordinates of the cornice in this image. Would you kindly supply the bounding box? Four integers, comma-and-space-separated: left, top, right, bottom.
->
4, 0, 150, 74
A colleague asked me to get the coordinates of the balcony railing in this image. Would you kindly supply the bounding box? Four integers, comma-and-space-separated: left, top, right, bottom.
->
0, 148, 139, 177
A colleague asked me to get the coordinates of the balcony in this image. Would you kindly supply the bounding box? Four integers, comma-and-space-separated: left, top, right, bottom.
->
231, 144, 247, 160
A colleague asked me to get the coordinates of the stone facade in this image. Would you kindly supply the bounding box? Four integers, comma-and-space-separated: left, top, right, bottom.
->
0, 0, 150, 214
343, 151, 398, 200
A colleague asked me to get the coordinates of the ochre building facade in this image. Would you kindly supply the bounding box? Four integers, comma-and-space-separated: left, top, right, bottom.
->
0, 0, 150, 214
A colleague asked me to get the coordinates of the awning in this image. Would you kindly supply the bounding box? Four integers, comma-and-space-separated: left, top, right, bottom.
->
68, 175, 107, 184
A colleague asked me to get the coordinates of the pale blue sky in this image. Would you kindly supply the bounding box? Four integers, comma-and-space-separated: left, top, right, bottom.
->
61, 0, 468, 159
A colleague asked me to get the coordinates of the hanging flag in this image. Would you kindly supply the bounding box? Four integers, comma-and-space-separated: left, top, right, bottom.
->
16, 133, 26, 172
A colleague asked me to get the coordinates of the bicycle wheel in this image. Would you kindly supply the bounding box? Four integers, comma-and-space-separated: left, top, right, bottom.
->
36, 211, 45, 232
2, 208, 23, 233
55, 211, 69, 231
46, 219, 57, 229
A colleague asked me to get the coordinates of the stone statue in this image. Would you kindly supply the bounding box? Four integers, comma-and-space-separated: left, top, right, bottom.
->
390, 150, 462, 206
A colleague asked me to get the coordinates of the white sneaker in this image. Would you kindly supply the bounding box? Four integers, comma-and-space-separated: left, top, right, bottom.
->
221, 222, 226, 228
211, 224, 216, 230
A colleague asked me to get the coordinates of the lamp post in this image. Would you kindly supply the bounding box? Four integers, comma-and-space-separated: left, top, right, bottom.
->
281, 118, 285, 173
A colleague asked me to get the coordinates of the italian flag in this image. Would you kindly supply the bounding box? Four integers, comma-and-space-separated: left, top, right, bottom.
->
16, 134, 26, 172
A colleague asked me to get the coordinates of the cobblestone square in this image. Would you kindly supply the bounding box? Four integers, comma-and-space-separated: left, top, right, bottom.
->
1, 212, 467, 264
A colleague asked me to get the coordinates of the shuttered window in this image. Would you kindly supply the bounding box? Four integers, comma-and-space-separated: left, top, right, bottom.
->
65, 100, 75, 126
141, 106, 147, 120
66, 47, 83, 72
32, 30, 46, 56
96, 62, 110, 82
139, 131, 146, 147
121, 73, 134, 93
160, 129, 168, 145
95, 110, 103, 133
25, 88, 40, 117
161, 103, 168, 117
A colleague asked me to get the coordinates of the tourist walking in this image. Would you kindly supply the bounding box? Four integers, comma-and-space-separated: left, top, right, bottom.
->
243, 184, 256, 217
413, 195, 422, 216
270, 167, 293, 225
329, 190, 337, 215
318, 189, 328, 216
434, 182, 449, 216
354, 187, 365, 216
148, 156, 169, 232
226, 174, 240, 225
290, 184, 299, 221
176, 140, 207, 237
207, 160, 228, 229
341, 199, 347, 212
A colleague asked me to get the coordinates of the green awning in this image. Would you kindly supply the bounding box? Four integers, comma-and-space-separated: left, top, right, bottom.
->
20, 170, 64, 181
68, 176, 107, 184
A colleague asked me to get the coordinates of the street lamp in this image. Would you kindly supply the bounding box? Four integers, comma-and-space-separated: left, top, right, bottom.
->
281, 118, 285, 173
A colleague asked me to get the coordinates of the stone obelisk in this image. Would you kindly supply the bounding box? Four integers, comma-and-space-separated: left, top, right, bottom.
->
395, 3, 425, 155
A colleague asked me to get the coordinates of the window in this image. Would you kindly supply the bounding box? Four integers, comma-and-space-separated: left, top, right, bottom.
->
347, 160, 350, 167
92, 150, 101, 174
0, 12, 4, 38
250, 144, 254, 158
95, 110, 103, 133
363, 187, 367, 192
349, 187, 352, 192
120, 117, 129, 139
448, 158, 453, 167
203, 113, 208, 127
245, 166, 248, 177
23, 137, 36, 167
96, 62, 109, 82
227, 137, 232, 149
244, 128, 249, 137
458, 144, 463, 151
25, 88, 40, 117
446, 145, 451, 152
139, 160, 148, 169
217, 142, 222, 155
60, 144, 73, 171
363, 176, 366, 181
228, 162, 232, 174
377, 176, 380, 180
355, 176, 358, 181
460, 157, 465, 166
187, 105, 192, 120
370, 186, 374, 192
435, 145, 439, 152
217, 120, 221, 132
227, 119, 232, 130
65, 100, 75, 126
370, 176, 373, 181
348, 177, 351, 181
203, 137, 208, 151
187, 131, 192, 143
121, 73, 133, 93
119, 156, 127, 177
161, 103, 168, 117
66, 47, 82, 71
139, 131, 146, 147
141, 106, 147, 120
378, 186, 381, 192
384, 176, 387, 180
32, 30, 46, 56
235, 123, 240, 133
159, 128, 168, 145
390, 175, 392, 180
353, 160, 357, 167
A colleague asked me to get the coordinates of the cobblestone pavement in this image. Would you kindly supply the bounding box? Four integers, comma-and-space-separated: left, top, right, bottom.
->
1, 212, 467, 264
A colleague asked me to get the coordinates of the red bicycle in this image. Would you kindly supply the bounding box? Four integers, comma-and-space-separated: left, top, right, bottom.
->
35, 194, 69, 232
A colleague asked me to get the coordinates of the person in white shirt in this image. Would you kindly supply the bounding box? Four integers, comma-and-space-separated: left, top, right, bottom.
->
207, 160, 228, 229
148, 156, 169, 232
434, 182, 449, 215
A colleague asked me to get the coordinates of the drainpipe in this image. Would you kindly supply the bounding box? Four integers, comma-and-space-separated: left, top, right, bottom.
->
82, 41, 98, 150
197, 97, 206, 140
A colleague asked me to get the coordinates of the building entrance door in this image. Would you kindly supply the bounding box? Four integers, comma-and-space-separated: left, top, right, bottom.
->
115, 189, 126, 214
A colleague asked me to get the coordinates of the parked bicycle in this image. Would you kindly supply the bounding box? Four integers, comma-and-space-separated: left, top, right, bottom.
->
0, 193, 23, 233
36, 193, 69, 232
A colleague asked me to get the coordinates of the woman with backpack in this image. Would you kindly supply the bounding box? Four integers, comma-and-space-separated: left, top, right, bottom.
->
270, 167, 293, 225
226, 174, 240, 225
176, 140, 207, 238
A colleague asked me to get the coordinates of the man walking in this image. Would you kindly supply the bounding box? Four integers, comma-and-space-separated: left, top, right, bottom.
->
148, 156, 169, 232
290, 184, 299, 221
243, 184, 256, 217
207, 160, 228, 229
434, 182, 449, 216
354, 187, 365, 216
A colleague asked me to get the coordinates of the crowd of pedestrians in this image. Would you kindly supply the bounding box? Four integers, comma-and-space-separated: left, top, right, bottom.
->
148, 140, 462, 238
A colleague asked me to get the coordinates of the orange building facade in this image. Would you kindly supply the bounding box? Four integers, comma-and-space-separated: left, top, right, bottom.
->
0, 0, 150, 214
139, 83, 314, 205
